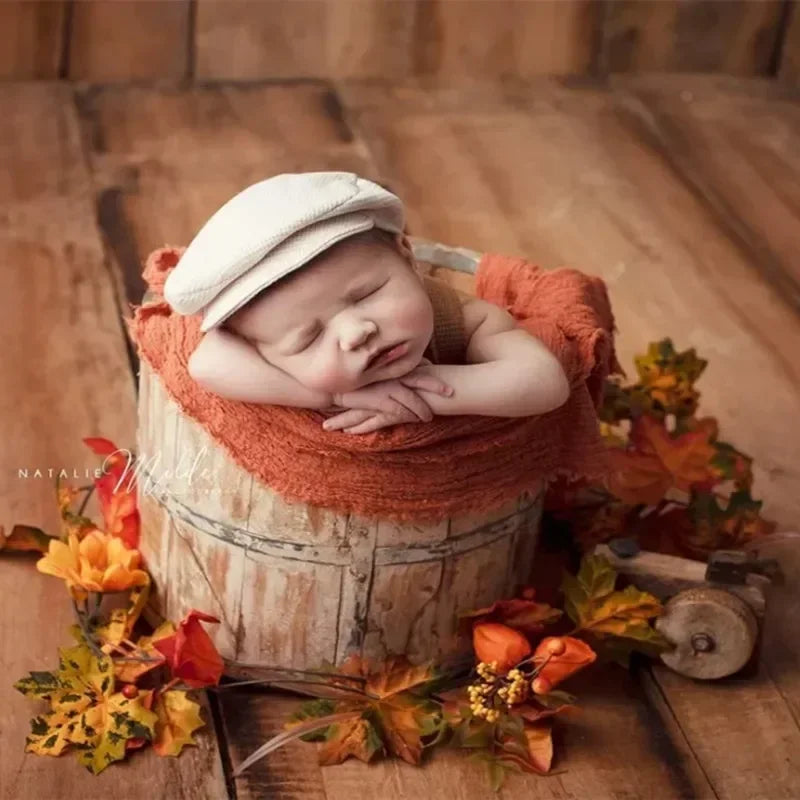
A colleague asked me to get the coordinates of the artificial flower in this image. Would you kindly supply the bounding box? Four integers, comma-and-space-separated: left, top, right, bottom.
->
36, 529, 149, 595
531, 637, 596, 692
472, 622, 532, 672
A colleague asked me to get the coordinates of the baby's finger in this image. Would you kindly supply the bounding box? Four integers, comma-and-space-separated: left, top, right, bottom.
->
344, 416, 390, 434
399, 373, 454, 397
322, 409, 373, 431
390, 386, 434, 422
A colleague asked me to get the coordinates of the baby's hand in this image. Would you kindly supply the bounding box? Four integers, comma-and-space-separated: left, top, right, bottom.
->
322, 366, 453, 434
322, 406, 421, 434
395, 357, 454, 397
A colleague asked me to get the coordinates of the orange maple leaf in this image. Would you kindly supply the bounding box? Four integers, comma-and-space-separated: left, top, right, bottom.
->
607, 416, 718, 505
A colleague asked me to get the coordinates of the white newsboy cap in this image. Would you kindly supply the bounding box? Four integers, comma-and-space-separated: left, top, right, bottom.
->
163, 171, 405, 332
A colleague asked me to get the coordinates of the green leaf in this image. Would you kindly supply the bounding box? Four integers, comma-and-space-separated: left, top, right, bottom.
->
577, 554, 617, 598
14, 670, 62, 699
289, 698, 338, 742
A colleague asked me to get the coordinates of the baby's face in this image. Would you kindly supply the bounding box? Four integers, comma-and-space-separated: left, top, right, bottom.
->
224, 233, 434, 394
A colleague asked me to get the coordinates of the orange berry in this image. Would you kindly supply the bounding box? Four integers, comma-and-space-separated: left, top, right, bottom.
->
544, 638, 566, 656
532, 676, 552, 695
121, 684, 138, 699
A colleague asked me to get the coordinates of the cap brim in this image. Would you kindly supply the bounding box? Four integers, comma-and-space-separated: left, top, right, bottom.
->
199, 213, 376, 332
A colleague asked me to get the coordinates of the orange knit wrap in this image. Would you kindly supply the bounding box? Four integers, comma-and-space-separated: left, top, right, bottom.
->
127, 247, 621, 523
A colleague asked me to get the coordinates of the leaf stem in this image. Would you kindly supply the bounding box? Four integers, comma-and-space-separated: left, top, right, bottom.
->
71, 596, 108, 661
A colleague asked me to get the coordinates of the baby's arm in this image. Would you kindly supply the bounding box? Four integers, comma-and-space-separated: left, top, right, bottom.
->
187, 329, 334, 409
408, 299, 569, 418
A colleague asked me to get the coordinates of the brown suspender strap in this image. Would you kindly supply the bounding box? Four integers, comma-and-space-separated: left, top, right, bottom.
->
421, 275, 468, 365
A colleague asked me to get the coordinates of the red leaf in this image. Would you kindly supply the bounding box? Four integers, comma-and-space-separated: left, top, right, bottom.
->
154, 610, 224, 688
461, 597, 562, 638
83, 437, 121, 457
84, 437, 140, 548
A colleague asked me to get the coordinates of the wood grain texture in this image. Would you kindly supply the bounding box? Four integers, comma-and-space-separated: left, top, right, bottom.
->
219, 643, 717, 799
137, 362, 543, 671
68, 0, 190, 82
195, 0, 415, 81
337, 76, 800, 796
195, 0, 598, 82
339, 77, 800, 531
74, 82, 380, 296
0, 83, 227, 800
0, 0, 794, 83
778, 0, 800, 82
71, 75, 800, 797
745, 533, 800, 726
612, 75, 800, 295
407, 0, 599, 83
0, 0, 66, 79
599, 0, 786, 74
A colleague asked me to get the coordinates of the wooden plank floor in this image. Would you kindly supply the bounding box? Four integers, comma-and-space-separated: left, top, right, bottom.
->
1, 75, 799, 800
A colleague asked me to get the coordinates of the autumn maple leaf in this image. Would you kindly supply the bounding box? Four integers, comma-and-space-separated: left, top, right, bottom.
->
15, 642, 157, 774
0, 524, 56, 553
151, 689, 206, 756
235, 655, 444, 776
560, 554, 671, 663
607, 416, 718, 505
459, 595, 562, 638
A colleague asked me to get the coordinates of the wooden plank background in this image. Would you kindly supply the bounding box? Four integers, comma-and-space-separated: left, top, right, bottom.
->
0, 83, 229, 799
70, 73, 800, 795
1, 0, 799, 83
2, 67, 800, 797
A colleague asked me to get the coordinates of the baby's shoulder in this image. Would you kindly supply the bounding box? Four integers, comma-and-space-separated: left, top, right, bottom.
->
457, 292, 516, 345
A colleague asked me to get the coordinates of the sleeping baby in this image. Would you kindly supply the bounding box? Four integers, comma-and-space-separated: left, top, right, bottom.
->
163, 172, 569, 435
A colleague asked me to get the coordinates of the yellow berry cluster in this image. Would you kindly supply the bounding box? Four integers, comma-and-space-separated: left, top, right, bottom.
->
497, 667, 529, 708
468, 661, 501, 722
468, 661, 532, 723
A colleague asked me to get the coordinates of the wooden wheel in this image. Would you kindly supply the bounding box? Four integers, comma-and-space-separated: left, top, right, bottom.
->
655, 587, 758, 679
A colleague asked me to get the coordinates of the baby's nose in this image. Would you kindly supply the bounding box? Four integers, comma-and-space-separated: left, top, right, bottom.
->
339, 319, 377, 351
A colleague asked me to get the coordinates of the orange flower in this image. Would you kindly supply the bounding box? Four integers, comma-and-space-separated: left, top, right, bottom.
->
36, 529, 149, 595
532, 637, 596, 692
473, 622, 531, 672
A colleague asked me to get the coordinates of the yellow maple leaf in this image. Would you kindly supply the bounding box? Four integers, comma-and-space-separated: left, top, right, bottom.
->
580, 585, 663, 635
95, 582, 151, 647
152, 690, 205, 756
112, 621, 174, 684
561, 555, 669, 651
15, 642, 157, 774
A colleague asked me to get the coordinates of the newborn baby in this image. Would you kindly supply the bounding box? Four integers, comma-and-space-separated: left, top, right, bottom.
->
165, 172, 569, 435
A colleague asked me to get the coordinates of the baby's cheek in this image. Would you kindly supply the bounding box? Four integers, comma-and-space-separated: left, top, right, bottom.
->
301, 362, 352, 394
396, 297, 433, 338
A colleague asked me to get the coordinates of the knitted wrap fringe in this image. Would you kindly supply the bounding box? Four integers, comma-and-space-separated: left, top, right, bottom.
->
127, 247, 621, 524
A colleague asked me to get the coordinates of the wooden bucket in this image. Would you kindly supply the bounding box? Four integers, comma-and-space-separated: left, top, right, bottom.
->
135, 239, 544, 674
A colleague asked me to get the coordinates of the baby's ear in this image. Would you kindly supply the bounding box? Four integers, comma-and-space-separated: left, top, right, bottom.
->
394, 233, 417, 268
